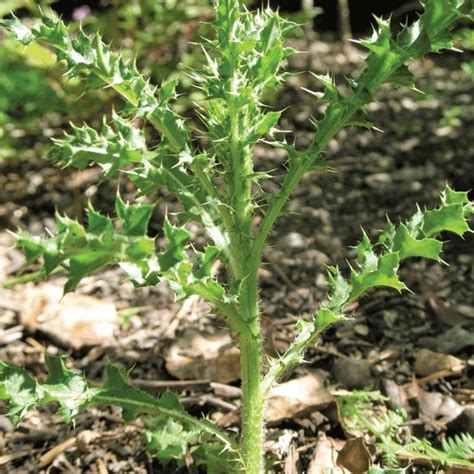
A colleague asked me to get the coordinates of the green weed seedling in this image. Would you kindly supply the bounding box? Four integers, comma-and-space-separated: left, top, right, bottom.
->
1, 1, 473, 472
338, 391, 474, 470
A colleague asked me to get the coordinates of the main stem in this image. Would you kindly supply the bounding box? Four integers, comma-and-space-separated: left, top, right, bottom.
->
239, 267, 265, 474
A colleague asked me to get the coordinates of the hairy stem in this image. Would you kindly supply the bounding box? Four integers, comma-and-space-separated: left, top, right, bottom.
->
240, 332, 264, 474
238, 269, 264, 474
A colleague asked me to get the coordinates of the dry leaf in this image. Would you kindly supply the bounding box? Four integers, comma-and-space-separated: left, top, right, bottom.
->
417, 388, 464, 426
266, 371, 333, 424
414, 349, 465, 377
165, 328, 240, 383
307, 432, 347, 474
20, 284, 117, 349
337, 437, 372, 473
403, 380, 464, 427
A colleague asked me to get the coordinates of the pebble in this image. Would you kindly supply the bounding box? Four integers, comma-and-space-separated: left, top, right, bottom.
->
332, 357, 372, 389
456, 304, 474, 319
0, 416, 13, 433
354, 324, 370, 336
279, 232, 307, 249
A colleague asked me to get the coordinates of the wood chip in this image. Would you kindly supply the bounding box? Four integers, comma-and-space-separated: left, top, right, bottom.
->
38, 436, 77, 469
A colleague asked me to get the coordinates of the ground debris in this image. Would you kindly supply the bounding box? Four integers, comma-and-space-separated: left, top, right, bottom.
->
19, 283, 118, 349
266, 371, 333, 424
164, 328, 241, 383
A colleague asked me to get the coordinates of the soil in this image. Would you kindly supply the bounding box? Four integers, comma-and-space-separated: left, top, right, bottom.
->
0, 38, 473, 473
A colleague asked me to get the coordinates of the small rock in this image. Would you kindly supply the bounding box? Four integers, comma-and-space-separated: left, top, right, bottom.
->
365, 173, 391, 187
279, 232, 307, 249
382, 310, 399, 328
447, 406, 474, 435
420, 326, 474, 354
0, 416, 14, 433
414, 349, 465, 377
354, 324, 369, 337
456, 304, 474, 319
332, 358, 372, 389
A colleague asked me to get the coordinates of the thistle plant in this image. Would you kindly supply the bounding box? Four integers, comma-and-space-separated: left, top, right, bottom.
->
1, 1, 473, 472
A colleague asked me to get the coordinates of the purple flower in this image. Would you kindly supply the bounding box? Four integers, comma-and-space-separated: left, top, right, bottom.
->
72, 5, 91, 22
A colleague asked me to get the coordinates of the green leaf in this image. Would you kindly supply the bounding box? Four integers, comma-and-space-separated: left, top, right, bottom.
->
326, 266, 351, 310
99, 366, 172, 422
158, 217, 191, 272
129, 147, 229, 253
0, 362, 38, 424
145, 416, 238, 473
253, 111, 281, 137
0, 357, 238, 457
195, 246, 220, 279
49, 113, 147, 179
312, 186, 472, 322
0, 356, 98, 425
423, 204, 470, 236
87, 204, 113, 234
314, 308, 343, 333
392, 224, 442, 260
442, 185, 470, 206
42, 357, 98, 423
16, 195, 158, 292
0, 13, 189, 153
115, 194, 154, 237
0, 16, 33, 44
350, 252, 407, 301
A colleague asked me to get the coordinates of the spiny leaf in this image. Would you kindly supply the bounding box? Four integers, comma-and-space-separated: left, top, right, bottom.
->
16, 196, 159, 292
158, 217, 191, 272
423, 204, 470, 237
0, 13, 189, 153
0, 362, 40, 424
300, 0, 470, 169
0, 356, 99, 425
0, 356, 237, 454
49, 113, 147, 178
115, 194, 154, 237
194, 2, 296, 221
350, 251, 407, 301
145, 417, 238, 473
42, 357, 99, 423
273, 186, 473, 385
391, 224, 442, 260
129, 147, 230, 252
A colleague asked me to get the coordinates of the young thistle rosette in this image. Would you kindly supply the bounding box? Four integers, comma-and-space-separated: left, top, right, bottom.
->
0, 1, 473, 473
